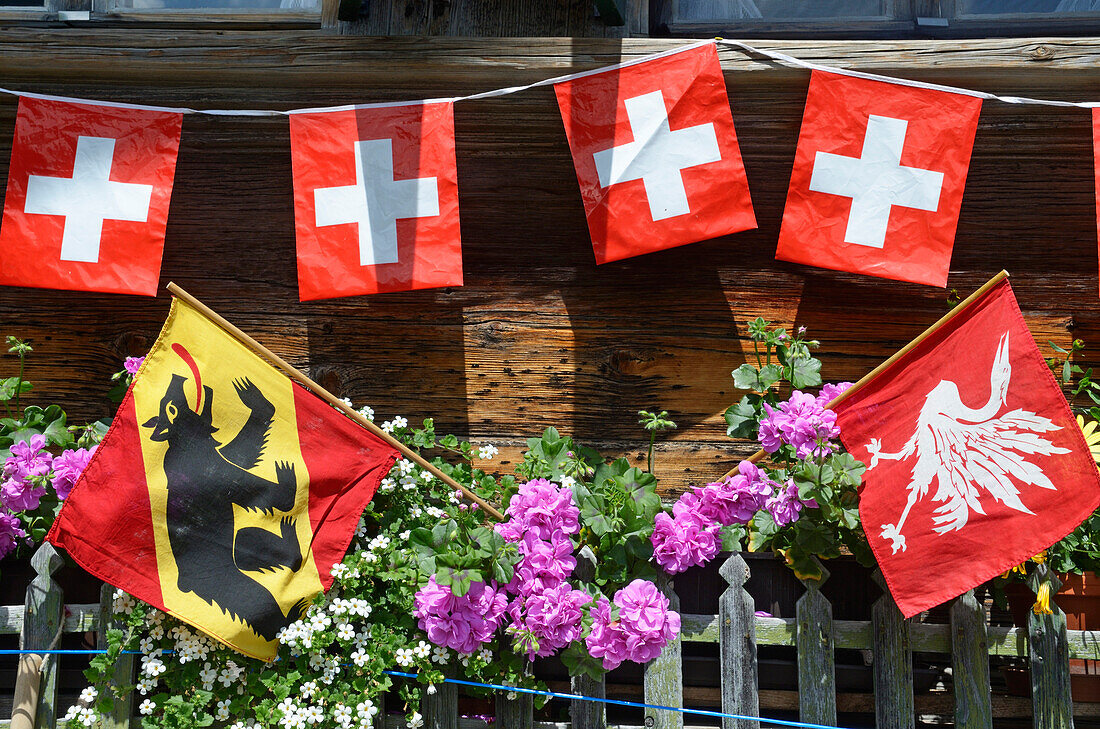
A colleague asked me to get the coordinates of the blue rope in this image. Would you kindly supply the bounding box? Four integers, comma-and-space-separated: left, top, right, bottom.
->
0, 648, 855, 729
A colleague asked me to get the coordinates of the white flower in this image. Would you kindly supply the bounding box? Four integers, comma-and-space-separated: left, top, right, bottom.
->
357, 405, 375, 421
63, 705, 81, 721
394, 648, 415, 667
426, 506, 446, 520
413, 640, 431, 659
351, 648, 369, 667
141, 657, 166, 677
333, 704, 354, 727
419, 470, 434, 483
401, 476, 418, 491
349, 598, 372, 618
396, 459, 415, 476
148, 624, 165, 640
477, 647, 493, 662
410, 506, 423, 519
478, 444, 498, 460
304, 705, 324, 724
431, 645, 449, 664
137, 677, 158, 695
216, 700, 231, 721
369, 535, 391, 551
138, 637, 155, 654
399, 530, 411, 540
331, 563, 350, 579
560, 475, 577, 488
356, 700, 377, 720
336, 623, 355, 641
78, 707, 97, 727
393, 416, 408, 430
338, 396, 354, 410
407, 711, 424, 729
379, 477, 396, 492
300, 681, 318, 699
112, 591, 135, 614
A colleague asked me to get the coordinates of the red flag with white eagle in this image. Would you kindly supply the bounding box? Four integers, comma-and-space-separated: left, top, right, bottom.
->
832, 278, 1100, 616
775, 71, 982, 287
553, 42, 756, 265
289, 100, 462, 300
0, 96, 183, 296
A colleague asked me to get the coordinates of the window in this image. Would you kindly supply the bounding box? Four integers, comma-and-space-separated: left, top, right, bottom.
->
91, 0, 320, 24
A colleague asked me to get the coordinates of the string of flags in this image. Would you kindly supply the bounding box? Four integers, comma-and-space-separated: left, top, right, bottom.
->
0, 40, 1096, 299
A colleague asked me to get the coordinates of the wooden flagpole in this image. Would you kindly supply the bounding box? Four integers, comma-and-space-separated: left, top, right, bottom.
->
165, 282, 505, 521
721, 270, 1010, 479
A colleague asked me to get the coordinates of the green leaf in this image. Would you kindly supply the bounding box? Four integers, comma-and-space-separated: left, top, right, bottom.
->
732, 364, 764, 392
560, 642, 605, 682
788, 356, 822, 389
757, 364, 783, 390
725, 394, 760, 439
0, 377, 31, 402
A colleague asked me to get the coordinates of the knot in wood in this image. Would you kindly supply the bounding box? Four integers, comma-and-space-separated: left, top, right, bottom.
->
1027, 45, 1055, 61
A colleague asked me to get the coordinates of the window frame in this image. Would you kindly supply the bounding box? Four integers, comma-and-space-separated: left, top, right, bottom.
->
87, 0, 322, 26
664, 0, 916, 38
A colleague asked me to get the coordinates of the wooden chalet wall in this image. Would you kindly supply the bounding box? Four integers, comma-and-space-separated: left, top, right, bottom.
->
0, 35, 1096, 495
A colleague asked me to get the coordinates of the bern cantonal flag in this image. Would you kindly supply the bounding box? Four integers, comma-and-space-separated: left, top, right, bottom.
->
0, 96, 183, 296
832, 279, 1100, 617
554, 42, 756, 265
47, 298, 398, 659
775, 70, 982, 288
289, 100, 461, 300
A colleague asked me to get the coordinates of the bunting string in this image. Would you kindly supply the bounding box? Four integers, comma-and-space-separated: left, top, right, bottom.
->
1, 39, 1099, 116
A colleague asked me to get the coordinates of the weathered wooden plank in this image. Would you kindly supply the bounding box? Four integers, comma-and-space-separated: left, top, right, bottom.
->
871, 571, 914, 729
643, 570, 683, 729
950, 590, 992, 729
718, 553, 757, 729
795, 562, 835, 726
495, 690, 534, 729
1028, 572, 1074, 729
569, 673, 606, 729
422, 671, 458, 729
0, 602, 98, 635
21, 544, 63, 729
98, 583, 135, 729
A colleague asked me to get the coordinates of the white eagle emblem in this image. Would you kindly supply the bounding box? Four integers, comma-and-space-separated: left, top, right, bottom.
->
867, 331, 1067, 554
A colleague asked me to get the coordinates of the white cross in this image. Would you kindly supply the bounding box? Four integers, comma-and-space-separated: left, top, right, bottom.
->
808, 114, 945, 249
314, 138, 439, 267
23, 136, 154, 263
592, 90, 722, 222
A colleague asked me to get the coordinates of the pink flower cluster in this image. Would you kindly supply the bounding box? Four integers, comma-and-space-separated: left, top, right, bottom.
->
413, 576, 509, 655
506, 581, 591, 658
766, 480, 809, 527
651, 461, 777, 574
497, 479, 588, 659
585, 579, 681, 670
758, 385, 851, 460
51, 446, 96, 500
124, 356, 145, 376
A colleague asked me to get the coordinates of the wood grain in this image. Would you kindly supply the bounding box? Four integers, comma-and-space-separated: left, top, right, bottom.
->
0, 35, 1097, 495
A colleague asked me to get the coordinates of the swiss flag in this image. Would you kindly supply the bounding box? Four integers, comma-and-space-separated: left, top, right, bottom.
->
776, 71, 982, 287
289, 100, 461, 300
833, 278, 1100, 616
0, 97, 183, 297
554, 42, 756, 264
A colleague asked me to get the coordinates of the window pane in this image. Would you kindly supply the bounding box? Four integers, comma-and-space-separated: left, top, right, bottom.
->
112, 0, 318, 9
0, 0, 46, 6
677, 0, 885, 21
959, 0, 1100, 13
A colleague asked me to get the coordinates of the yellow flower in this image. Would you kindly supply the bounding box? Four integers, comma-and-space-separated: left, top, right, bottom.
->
1032, 550, 1047, 565
1076, 415, 1100, 467
1033, 581, 1054, 615
1001, 563, 1027, 579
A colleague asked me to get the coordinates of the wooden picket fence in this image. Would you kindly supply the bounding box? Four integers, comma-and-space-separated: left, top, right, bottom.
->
4, 544, 1100, 729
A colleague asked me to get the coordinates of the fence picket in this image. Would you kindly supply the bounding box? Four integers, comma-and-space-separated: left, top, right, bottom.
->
422, 668, 457, 729
949, 590, 992, 729
795, 560, 835, 726
643, 570, 683, 729
1027, 569, 1074, 729
494, 690, 533, 729
871, 570, 914, 729
570, 673, 606, 729
97, 584, 135, 729
21, 544, 64, 729
719, 553, 759, 729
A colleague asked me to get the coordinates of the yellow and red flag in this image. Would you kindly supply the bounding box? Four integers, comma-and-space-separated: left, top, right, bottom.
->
47, 298, 398, 659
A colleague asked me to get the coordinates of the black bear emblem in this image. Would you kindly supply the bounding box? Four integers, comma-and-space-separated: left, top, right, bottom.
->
142, 371, 309, 641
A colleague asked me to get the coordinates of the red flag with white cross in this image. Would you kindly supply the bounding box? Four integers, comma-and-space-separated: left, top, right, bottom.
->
833, 278, 1100, 617
289, 100, 461, 300
0, 96, 183, 296
775, 71, 982, 287
554, 42, 756, 265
